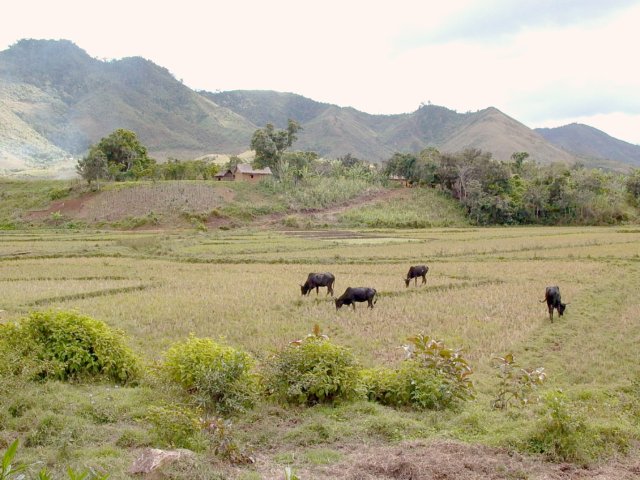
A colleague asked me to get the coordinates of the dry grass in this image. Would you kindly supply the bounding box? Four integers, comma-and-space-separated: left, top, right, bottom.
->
1, 226, 640, 478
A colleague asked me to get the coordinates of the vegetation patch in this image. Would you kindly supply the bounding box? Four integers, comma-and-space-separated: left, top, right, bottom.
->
164, 336, 257, 415
0, 310, 140, 383
263, 326, 361, 406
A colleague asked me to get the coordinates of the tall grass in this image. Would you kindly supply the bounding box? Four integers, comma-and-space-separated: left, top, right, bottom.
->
261, 177, 383, 209
338, 188, 469, 228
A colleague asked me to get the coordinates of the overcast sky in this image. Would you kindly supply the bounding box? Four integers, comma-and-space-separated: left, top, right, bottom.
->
2, 0, 640, 144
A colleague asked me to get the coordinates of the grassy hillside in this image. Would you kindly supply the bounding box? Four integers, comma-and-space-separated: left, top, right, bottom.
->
3, 179, 463, 231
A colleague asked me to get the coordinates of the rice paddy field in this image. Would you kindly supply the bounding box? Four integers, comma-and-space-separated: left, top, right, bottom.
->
1, 225, 640, 479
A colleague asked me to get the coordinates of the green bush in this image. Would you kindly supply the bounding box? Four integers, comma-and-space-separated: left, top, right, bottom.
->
361, 362, 460, 410
164, 336, 257, 415
525, 391, 630, 465
492, 353, 546, 410
49, 186, 71, 200
0, 323, 43, 378
146, 405, 208, 452
0, 311, 140, 384
360, 334, 474, 411
263, 330, 360, 405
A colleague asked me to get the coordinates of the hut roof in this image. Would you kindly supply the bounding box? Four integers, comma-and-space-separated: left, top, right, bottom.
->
234, 164, 272, 175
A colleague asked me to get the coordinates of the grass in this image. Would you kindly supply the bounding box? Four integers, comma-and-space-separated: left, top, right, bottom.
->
0, 179, 78, 228
338, 187, 469, 228
0, 226, 639, 477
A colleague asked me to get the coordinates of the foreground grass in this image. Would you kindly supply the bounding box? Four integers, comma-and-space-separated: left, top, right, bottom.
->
1, 226, 639, 477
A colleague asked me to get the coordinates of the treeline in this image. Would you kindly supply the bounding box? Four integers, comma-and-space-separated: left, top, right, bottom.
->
76, 129, 221, 183
384, 148, 640, 225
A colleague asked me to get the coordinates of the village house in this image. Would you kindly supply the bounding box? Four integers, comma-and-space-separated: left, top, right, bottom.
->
214, 164, 273, 182
214, 169, 235, 181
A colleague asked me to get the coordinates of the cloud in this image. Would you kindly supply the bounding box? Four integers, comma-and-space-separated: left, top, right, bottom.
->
510, 84, 640, 123
395, 0, 640, 48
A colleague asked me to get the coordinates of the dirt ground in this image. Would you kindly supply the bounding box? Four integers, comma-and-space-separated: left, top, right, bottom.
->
242, 440, 640, 480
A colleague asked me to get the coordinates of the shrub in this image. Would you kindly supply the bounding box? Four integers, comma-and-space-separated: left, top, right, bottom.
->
164, 336, 257, 415
525, 391, 630, 464
361, 361, 462, 411
0, 323, 43, 378
492, 353, 546, 410
0, 311, 140, 384
361, 334, 474, 411
146, 405, 208, 452
263, 327, 360, 405
49, 186, 71, 200
403, 334, 474, 405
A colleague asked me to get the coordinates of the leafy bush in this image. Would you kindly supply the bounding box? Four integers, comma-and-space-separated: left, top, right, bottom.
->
404, 334, 474, 404
146, 405, 208, 452
164, 336, 257, 414
361, 362, 456, 410
0, 311, 140, 384
361, 334, 473, 411
492, 353, 546, 410
263, 327, 360, 406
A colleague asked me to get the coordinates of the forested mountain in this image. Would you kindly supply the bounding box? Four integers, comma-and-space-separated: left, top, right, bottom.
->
1, 39, 638, 173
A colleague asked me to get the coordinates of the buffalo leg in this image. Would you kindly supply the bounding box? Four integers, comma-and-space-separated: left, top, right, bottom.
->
352, 303, 356, 311
421, 275, 426, 285
548, 305, 554, 322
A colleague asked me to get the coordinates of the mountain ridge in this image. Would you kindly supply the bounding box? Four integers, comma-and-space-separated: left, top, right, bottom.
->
1, 39, 638, 174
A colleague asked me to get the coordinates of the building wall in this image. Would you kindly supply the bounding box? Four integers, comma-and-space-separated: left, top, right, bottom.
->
236, 172, 270, 183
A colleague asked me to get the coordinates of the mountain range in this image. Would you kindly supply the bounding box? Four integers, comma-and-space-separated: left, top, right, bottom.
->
1, 39, 639, 174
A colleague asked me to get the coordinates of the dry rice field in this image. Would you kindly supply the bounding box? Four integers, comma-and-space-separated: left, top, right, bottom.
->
1, 225, 640, 479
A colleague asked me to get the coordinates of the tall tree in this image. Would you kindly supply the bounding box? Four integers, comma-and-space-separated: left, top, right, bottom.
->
79, 129, 154, 181
251, 120, 302, 170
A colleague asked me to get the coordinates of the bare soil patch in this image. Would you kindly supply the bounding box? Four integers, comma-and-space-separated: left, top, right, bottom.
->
248, 440, 640, 480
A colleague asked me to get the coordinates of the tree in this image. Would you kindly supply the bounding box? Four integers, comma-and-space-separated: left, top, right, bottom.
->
80, 129, 154, 181
76, 147, 108, 186
251, 120, 302, 171
511, 151, 529, 172
625, 169, 640, 206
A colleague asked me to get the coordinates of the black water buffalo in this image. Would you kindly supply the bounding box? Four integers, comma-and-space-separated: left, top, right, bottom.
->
404, 265, 429, 287
301, 272, 335, 296
335, 287, 377, 310
540, 286, 567, 322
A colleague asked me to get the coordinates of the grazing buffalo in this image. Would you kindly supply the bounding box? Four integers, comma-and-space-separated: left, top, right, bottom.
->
404, 265, 429, 287
540, 286, 567, 322
301, 272, 336, 296
335, 287, 377, 310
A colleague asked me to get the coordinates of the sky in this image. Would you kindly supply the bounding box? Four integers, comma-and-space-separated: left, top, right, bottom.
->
2, 0, 640, 144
